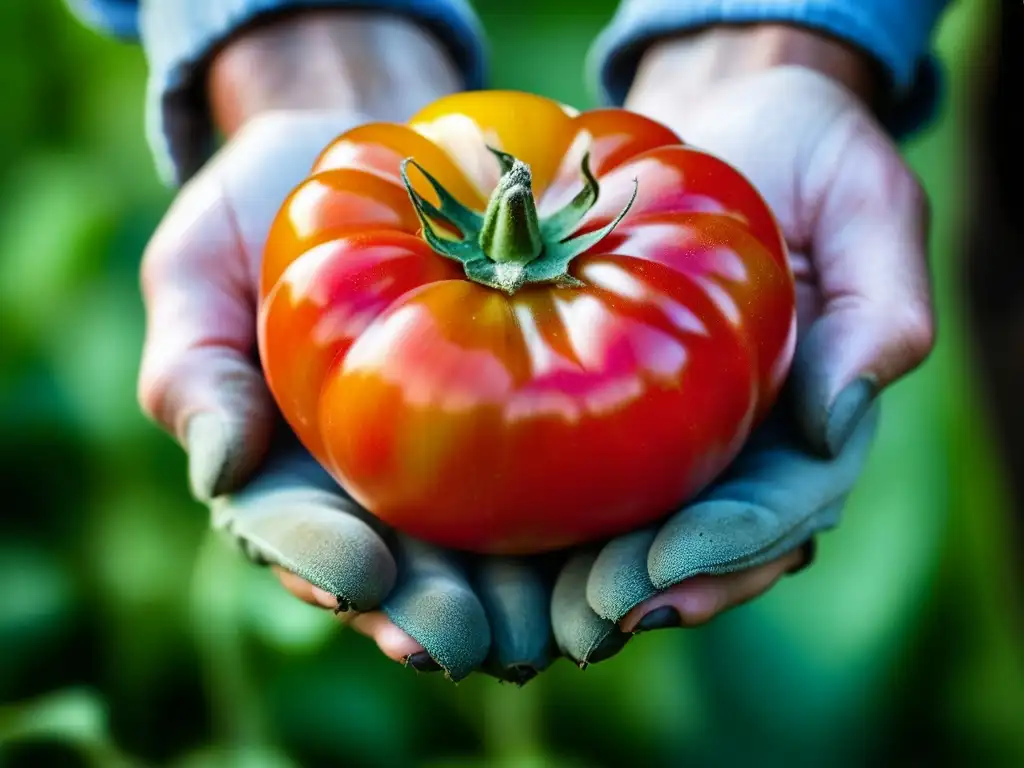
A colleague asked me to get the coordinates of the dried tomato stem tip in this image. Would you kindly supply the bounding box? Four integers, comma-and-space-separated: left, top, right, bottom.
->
399, 148, 638, 295
478, 158, 544, 266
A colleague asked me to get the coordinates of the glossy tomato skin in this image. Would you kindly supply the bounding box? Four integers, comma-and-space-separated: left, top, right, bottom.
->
259, 91, 796, 554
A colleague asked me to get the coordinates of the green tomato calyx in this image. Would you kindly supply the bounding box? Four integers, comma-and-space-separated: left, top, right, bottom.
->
400, 146, 637, 294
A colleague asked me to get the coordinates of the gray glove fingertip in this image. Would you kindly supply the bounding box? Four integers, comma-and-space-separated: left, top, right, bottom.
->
382, 538, 491, 682
647, 491, 851, 589
210, 442, 396, 610
474, 558, 553, 685
551, 552, 630, 667
646, 500, 787, 586
212, 495, 397, 611
584, 528, 659, 623
736, 496, 844, 577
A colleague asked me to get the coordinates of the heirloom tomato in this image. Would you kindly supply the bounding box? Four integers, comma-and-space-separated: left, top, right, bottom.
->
258, 91, 796, 555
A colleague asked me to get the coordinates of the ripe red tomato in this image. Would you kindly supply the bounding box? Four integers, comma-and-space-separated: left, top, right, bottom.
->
259, 91, 796, 555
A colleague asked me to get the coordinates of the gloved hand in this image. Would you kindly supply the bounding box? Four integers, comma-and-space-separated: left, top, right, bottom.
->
139, 110, 554, 683
549, 57, 935, 664
212, 431, 555, 683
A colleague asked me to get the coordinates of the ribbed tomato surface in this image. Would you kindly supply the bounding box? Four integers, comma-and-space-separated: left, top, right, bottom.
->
258, 91, 796, 554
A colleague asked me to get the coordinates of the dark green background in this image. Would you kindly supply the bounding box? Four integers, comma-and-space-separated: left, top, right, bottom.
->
0, 0, 1021, 765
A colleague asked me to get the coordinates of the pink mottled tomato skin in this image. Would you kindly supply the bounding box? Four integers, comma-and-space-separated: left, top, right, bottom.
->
258, 91, 796, 555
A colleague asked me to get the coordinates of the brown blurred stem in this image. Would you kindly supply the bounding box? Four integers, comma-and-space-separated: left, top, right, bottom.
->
207, 10, 462, 138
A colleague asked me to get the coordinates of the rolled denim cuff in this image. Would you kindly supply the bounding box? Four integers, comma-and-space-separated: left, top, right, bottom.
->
66, 0, 487, 186
589, 0, 950, 139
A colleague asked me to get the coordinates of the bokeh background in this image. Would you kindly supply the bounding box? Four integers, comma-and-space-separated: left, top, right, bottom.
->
1, 0, 1021, 765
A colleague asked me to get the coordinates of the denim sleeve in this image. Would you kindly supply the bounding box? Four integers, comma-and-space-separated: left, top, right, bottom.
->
64, 0, 487, 186
589, 0, 952, 138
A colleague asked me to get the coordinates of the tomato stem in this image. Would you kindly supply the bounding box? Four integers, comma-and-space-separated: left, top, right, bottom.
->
477, 154, 544, 266
400, 147, 638, 294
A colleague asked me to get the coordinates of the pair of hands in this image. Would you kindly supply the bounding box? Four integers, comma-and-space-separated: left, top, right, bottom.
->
138, 40, 932, 682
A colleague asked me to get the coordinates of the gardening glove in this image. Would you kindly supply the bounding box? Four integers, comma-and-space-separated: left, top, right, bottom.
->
548, 61, 934, 664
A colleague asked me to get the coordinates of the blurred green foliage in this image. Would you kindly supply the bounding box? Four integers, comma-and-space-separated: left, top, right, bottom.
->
0, 0, 1021, 766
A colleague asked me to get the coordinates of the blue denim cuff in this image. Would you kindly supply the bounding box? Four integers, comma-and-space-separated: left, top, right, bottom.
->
589, 0, 950, 139
64, 0, 139, 39
67, 0, 487, 186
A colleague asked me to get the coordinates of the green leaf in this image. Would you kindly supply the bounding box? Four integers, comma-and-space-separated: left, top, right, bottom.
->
526, 178, 638, 284
401, 158, 483, 237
